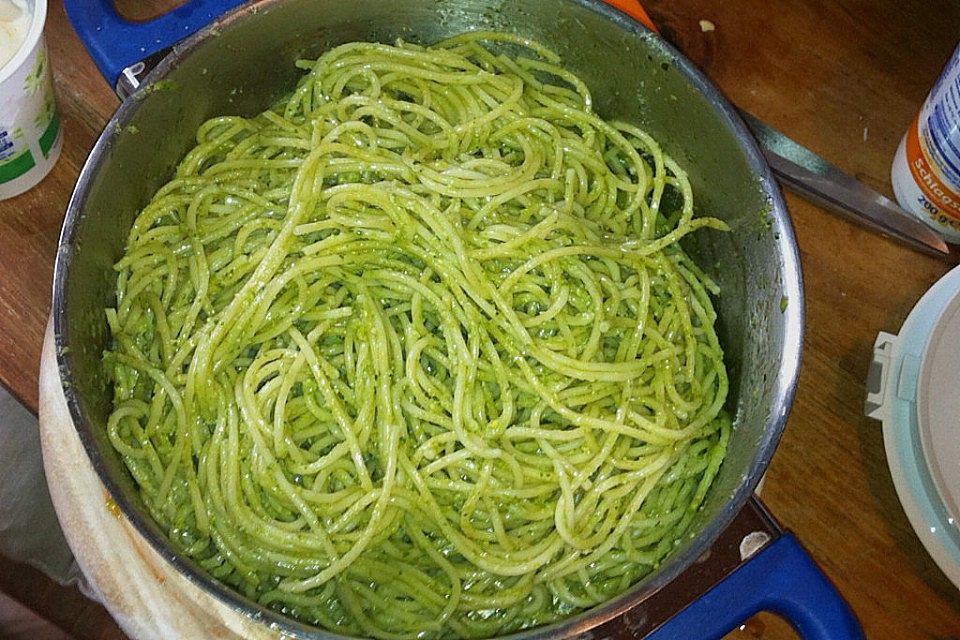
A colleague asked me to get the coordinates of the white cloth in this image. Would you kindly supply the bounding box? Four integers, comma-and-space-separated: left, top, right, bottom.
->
0, 385, 84, 588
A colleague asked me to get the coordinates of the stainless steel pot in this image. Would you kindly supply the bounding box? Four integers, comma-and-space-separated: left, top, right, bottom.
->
52, 0, 818, 637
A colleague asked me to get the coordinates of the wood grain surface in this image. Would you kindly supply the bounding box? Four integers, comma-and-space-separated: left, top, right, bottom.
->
1, 0, 958, 638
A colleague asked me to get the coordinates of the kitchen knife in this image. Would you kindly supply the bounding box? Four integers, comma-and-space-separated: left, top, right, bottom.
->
608, 0, 950, 257
740, 111, 949, 256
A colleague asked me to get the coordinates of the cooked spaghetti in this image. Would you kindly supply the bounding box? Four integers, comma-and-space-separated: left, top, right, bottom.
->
104, 32, 730, 639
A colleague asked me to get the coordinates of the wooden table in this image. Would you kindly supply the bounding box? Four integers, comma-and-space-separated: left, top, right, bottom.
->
1, 0, 959, 638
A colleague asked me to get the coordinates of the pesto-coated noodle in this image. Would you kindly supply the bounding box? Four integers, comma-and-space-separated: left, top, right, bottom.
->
105, 33, 731, 639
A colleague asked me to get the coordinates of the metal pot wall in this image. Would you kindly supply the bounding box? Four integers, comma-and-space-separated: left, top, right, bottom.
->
51, 0, 850, 637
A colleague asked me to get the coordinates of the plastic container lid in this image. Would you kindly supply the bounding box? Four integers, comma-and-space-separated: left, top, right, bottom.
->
917, 292, 960, 526
865, 266, 960, 589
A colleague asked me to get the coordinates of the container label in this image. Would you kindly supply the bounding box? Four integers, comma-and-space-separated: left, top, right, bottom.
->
0, 129, 14, 161
905, 115, 960, 230
0, 38, 60, 194
0, 149, 35, 182
901, 43, 960, 234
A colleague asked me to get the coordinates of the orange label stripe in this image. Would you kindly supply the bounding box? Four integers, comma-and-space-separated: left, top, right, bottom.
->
905, 114, 960, 220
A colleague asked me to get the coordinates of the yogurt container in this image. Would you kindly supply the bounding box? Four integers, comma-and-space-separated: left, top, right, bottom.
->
0, 0, 61, 200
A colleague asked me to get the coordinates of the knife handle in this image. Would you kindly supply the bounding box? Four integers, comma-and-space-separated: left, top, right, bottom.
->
603, 0, 660, 33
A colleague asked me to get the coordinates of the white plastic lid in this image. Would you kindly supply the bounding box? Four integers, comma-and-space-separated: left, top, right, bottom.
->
917, 292, 960, 526
866, 265, 960, 589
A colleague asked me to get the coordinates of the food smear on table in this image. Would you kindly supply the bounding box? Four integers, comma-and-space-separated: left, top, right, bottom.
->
103, 32, 731, 639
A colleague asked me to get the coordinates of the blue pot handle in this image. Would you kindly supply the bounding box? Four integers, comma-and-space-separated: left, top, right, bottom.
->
64, 0, 246, 88
648, 533, 864, 640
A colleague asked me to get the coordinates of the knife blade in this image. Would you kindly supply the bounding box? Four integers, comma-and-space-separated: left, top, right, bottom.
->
739, 110, 950, 257
601, 0, 949, 257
